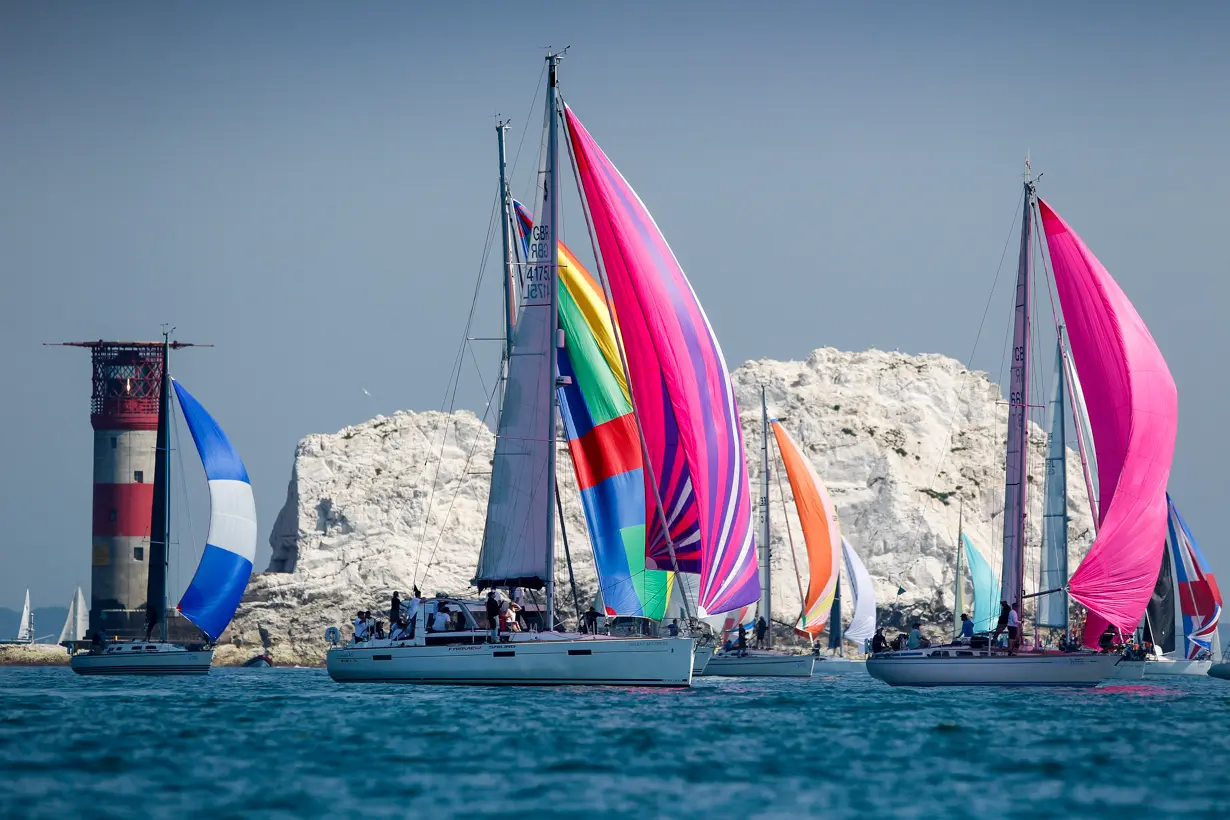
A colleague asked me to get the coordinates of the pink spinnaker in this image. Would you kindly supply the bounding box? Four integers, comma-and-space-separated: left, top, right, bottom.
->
565, 106, 759, 616
1040, 199, 1177, 647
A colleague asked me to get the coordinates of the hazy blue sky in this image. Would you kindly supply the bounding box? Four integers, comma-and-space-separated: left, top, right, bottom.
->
3, 2, 1228, 613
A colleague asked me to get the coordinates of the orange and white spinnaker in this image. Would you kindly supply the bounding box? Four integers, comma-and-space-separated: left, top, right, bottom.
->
770, 421, 841, 637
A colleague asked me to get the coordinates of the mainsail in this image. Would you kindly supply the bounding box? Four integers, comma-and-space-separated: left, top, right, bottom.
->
1037, 341, 1069, 629
475, 99, 559, 592
514, 202, 672, 619
1040, 199, 1178, 644
57, 587, 88, 644
1000, 188, 1032, 611
769, 420, 840, 637
963, 534, 997, 633
172, 380, 256, 642
15, 590, 33, 643
566, 106, 758, 616
1143, 542, 1176, 654
841, 537, 876, 648
1166, 496, 1222, 659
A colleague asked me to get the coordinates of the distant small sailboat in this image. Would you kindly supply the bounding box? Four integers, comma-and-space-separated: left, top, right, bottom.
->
1, 590, 36, 645
869, 167, 1174, 687
57, 587, 88, 646
70, 331, 256, 676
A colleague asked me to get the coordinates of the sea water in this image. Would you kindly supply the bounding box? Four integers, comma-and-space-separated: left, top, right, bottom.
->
1, 666, 1226, 819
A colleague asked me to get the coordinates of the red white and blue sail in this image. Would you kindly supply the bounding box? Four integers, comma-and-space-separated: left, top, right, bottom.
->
173, 380, 257, 642
565, 106, 758, 616
1166, 495, 1222, 659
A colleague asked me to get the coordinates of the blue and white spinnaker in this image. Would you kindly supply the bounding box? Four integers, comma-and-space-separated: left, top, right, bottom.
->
173, 380, 256, 641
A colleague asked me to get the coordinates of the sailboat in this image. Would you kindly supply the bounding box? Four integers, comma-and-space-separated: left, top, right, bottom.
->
57, 587, 89, 646
0, 590, 35, 645
326, 53, 755, 686
70, 332, 256, 675
868, 166, 1175, 687
705, 391, 851, 678
1140, 496, 1222, 676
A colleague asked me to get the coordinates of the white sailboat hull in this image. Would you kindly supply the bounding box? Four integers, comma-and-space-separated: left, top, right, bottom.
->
701, 650, 815, 678
327, 635, 694, 687
70, 643, 213, 676
812, 656, 865, 674
1111, 659, 1146, 680
1145, 657, 1213, 677
866, 649, 1121, 687
692, 646, 712, 675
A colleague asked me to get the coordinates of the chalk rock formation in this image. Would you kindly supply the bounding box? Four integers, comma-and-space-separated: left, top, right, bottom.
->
225, 348, 1094, 663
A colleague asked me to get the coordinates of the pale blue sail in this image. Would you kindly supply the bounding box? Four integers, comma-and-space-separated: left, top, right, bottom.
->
173, 379, 257, 642
963, 533, 997, 632
1038, 341, 1070, 629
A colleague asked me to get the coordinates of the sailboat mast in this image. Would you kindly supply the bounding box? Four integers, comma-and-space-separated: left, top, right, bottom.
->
542, 52, 562, 630
496, 120, 517, 374
953, 501, 964, 639
760, 387, 772, 649
159, 332, 172, 643
1000, 168, 1034, 618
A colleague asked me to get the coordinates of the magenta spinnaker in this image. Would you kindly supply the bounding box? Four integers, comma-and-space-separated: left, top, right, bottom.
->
1040, 198, 1177, 646
565, 106, 759, 616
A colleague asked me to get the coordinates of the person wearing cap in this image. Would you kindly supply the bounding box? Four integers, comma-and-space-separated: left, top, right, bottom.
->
959, 613, 974, 642
353, 611, 368, 642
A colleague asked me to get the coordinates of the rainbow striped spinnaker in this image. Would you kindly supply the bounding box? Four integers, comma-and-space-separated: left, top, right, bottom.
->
514, 203, 671, 619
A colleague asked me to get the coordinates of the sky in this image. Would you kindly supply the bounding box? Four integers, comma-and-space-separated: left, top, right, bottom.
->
2, 2, 1228, 612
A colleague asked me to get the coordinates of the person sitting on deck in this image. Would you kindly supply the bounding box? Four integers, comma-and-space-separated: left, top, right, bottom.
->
373, 620, 386, 640
485, 590, 502, 643
871, 628, 889, 654
430, 605, 451, 633
959, 613, 974, 642
506, 602, 523, 633
907, 622, 923, 650
353, 611, 369, 642
667, 620, 679, 637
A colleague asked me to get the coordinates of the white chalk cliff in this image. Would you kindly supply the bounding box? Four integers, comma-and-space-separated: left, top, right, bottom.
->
224, 348, 1094, 664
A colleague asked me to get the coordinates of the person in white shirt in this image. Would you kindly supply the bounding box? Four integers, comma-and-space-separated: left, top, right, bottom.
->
431, 606, 450, 633
400, 595, 422, 640
1007, 604, 1021, 655
353, 611, 369, 642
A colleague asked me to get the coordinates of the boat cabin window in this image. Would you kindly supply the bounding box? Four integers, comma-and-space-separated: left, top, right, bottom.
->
957, 651, 973, 657
134, 470, 144, 483
146, 646, 157, 650
133, 547, 144, 561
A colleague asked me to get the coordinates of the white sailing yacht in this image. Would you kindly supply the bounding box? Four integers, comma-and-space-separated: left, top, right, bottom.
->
57, 587, 88, 646
868, 166, 1175, 687
328, 52, 769, 687
69, 330, 256, 676
1, 590, 36, 645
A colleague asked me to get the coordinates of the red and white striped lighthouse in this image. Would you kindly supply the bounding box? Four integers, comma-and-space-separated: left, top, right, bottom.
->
52, 341, 187, 637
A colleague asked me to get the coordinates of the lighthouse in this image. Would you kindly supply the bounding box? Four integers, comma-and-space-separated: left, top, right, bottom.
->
50, 339, 201, 638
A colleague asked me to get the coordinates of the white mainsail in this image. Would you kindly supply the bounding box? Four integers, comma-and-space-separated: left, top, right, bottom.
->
58, 587, 88, 644
16, 590, 33, 643
474, 99, 559, 591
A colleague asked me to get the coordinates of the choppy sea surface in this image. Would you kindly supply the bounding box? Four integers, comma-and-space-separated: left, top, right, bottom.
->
1, 665, 1228, 819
